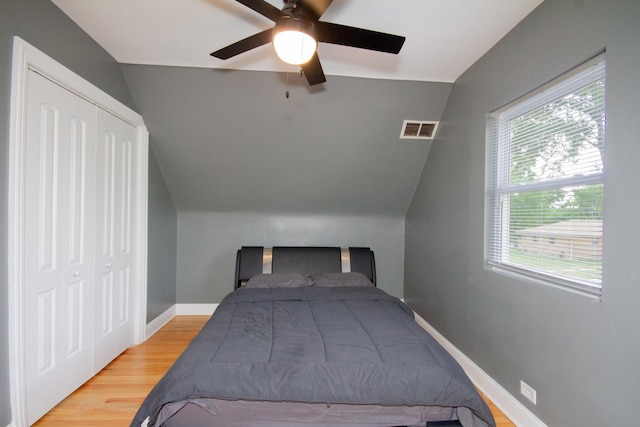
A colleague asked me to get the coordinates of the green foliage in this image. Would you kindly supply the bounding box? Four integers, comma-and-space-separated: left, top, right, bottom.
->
509, 80, 605, 185
509, 184, 603, 231
505, 79, 605, 231
508, 249, 601, 281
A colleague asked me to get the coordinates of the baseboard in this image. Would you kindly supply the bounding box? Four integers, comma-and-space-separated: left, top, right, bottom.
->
175, 303, 219, 315
145, 305, 177, 339
144, 304, 219, 340
412, 312, 548, 427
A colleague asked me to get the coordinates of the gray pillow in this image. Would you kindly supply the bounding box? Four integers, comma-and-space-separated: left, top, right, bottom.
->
310, 272, 374, 287
245, 272, 313, 288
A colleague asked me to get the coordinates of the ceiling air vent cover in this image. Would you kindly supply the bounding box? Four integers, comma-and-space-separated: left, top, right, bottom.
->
400, 120, 439, 140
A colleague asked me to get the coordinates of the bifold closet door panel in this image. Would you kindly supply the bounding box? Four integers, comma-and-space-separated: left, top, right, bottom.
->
94, 107, 138, 372
23, 70, 97, 424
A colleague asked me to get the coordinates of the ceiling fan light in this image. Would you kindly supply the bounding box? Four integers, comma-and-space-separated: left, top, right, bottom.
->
273, 26, 317, 65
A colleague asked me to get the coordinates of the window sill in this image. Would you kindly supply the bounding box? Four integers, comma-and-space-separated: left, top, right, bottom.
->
487, 262, 602, 301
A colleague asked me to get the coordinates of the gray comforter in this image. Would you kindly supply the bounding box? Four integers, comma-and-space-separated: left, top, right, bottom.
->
131, 286, 495, 427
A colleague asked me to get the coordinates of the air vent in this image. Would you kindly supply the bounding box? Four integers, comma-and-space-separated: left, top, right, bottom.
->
400, 120, 439, 140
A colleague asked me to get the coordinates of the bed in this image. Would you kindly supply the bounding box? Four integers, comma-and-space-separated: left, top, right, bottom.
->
132, 246, 495, 427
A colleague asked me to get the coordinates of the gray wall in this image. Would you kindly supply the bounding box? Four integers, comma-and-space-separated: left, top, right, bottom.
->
178, 212, 406, 302
120, 65, 452, 216
404, 0, 640, 426
0, 0, 176, 423
120, 65, 452, 306
147, 146, 178, 321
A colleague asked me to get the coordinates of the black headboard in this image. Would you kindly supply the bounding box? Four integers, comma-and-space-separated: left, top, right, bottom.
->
234, 246, 376, 289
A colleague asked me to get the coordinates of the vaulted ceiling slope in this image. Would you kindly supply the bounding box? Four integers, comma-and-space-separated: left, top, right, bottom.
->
54, 0, 543, 216
121, 65, 452, 215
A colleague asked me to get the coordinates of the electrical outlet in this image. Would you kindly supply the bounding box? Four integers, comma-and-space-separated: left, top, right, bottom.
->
520, 380, 537, 405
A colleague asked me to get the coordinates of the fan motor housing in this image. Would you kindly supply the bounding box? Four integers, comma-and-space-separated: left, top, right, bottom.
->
273, 15, 316, 39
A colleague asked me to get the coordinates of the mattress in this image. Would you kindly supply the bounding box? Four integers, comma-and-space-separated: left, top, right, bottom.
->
132, 285, 495, 427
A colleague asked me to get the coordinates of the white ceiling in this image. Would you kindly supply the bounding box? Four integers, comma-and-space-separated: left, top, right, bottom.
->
51, 0, 543, 83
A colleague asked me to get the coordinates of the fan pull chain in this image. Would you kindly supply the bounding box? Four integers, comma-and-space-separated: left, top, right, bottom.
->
285, 72, 290, 99
284, 69, 304, 99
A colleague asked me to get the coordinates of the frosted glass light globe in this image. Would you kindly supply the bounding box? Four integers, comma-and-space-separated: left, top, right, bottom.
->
273, 30, 317, 65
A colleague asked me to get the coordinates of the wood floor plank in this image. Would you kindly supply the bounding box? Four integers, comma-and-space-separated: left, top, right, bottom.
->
34, 315, 514, 426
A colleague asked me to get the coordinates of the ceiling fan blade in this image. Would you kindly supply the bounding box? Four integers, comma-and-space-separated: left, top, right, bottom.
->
235, 0, 284, 22
297, 0, 333, 20
316, 22, 405, 54
211, 29, 273, 59
301, 52, 326, 85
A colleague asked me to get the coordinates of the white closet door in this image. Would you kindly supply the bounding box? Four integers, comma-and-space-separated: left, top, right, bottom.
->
23, 70, 97, 423
93, 108, 138, 371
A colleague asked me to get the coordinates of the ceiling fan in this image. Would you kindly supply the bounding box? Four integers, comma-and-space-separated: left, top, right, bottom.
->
211, 0, 406, 86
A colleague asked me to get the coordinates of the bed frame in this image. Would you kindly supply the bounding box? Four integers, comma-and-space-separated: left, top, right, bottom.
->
234, 246, 377, 289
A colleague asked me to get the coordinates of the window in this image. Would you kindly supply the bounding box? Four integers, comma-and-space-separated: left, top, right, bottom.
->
487, 53, 606, 297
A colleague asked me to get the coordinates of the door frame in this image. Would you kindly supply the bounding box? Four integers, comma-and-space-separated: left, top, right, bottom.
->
7, 37, 149, 426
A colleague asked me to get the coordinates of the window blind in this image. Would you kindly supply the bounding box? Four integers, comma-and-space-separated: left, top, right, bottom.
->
487, 53, 606, 297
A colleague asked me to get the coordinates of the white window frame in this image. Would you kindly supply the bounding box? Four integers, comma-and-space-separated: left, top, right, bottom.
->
486, 53, 606, 298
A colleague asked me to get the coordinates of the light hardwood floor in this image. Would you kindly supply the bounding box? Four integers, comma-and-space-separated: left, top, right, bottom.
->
35, 316, 515, 427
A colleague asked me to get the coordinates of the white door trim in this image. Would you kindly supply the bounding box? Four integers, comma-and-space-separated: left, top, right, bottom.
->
7, 36, 148, 427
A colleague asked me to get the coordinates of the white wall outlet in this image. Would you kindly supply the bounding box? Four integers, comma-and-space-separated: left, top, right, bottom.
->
520, 380, 537, 404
